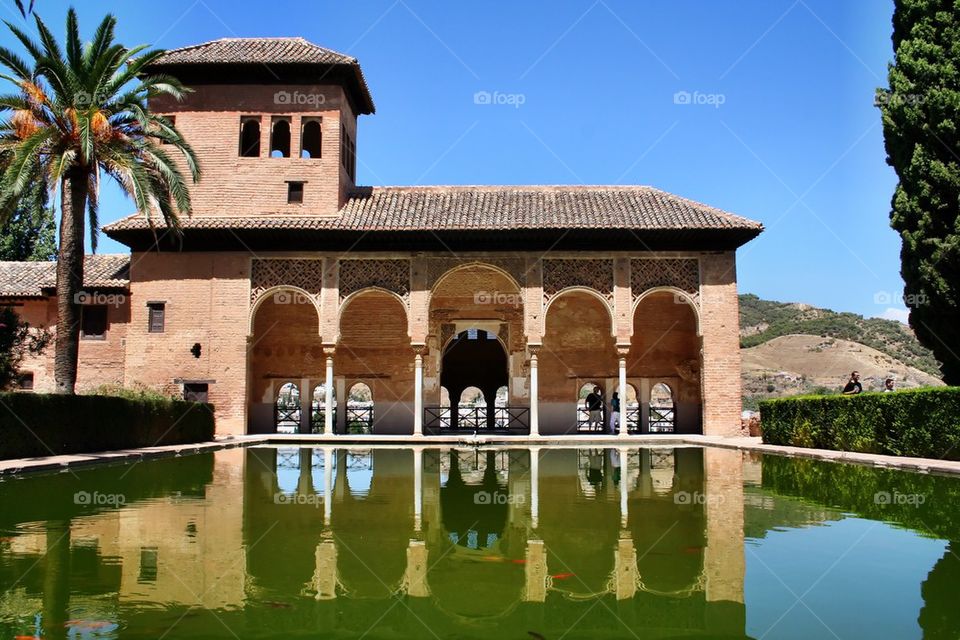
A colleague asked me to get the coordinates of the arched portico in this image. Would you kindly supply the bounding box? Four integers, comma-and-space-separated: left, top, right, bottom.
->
248, 289, 324, 433
629, 290, 702, 433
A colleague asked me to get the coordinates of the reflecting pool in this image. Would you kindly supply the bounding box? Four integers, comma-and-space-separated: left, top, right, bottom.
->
1, 446, 958, 639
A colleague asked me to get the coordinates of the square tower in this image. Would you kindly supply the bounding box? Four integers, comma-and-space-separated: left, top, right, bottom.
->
145, 37, 375, 218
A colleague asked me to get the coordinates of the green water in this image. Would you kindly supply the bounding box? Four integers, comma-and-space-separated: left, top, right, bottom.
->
0, 446, 958, 639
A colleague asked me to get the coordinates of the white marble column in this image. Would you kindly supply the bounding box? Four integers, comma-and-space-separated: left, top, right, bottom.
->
413, 448, 423, 532
413, 348, 424, 436
530, 446, 540, 529
619, 447, 629, 528
618, 349, 629, 438
324, 349, 335, 435
529, 346, 540, 437
323, 446, 333, 526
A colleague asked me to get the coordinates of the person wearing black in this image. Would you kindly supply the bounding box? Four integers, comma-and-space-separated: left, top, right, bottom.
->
585, 386, 604, 431
842, 371, 862, 395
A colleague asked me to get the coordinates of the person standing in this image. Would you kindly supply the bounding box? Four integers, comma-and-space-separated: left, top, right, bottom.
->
585, 386, 604, 431
842, 371, 862, 395
609, 391, 621, 434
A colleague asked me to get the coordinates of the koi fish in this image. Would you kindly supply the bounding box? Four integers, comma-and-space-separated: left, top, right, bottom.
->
65, 620, 112, 629
551, 572, 575, 580
265, 601, 292, 609
528, 633, 546, 640
14, 635, 41, 639
510, 558, 528, 565
481, 555, 506, 562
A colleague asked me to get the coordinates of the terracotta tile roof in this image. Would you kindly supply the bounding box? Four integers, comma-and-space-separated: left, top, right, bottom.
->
0, 255, 130, 298
103, 186, 763, 234
148, 37, 375, 114
153, 37, 358, 66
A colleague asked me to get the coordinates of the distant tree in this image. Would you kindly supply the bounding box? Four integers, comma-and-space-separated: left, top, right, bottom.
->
0, 305, 50, 389
878, 0, 960, 384
0, 180, 55, 261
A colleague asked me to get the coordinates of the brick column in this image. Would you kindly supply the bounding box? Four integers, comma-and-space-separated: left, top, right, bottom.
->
699, 252, 743, 436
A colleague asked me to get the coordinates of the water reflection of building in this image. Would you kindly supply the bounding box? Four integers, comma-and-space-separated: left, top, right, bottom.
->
2, 446, 751, 638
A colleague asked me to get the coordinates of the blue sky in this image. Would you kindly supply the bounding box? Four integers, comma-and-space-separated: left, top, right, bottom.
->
1, 0, 905, 319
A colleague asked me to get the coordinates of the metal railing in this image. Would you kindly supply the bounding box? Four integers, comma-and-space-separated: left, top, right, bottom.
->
345, 406, 373, 434
424, 406, 529, 431
649, 405, 675, 433
275, 402, 301, 434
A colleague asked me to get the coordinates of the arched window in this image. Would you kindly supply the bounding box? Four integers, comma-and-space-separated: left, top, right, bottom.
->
301, 119, 322, 158
275, 382, 300, 433
459, 386, 485, 430
311, 383, 337, 433
649, 383, 675, 433
346, 382, 373, 434
239, 117, 260, 157
577, 382, 604, 432
270, 118, 291, 158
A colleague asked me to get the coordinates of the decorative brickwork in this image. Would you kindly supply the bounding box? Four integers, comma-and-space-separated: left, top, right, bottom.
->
338, 259, 410, 302
542, 258, 614, 301
630, 258, 700, 304
426, 258, 526, 290
250, 259, 324, 304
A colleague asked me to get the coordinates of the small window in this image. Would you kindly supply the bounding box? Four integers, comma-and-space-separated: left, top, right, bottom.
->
301, 119, 322, 158
340, 124, 356, 181
16, 372, 33, 390
270, 117, 291, 158
183, 383, 208, 403
287, 181, 304, 204
160, 115, 174, 145
239, 117, 260, 157
147, 302, 165, 333
138, 547, 158, 583
80, 305, 108, 340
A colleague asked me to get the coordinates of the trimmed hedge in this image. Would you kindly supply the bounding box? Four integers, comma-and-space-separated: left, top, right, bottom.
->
760, 387, 960, 460
0, 392, 214, 460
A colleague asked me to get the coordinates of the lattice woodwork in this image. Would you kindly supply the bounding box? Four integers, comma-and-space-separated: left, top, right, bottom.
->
338, 259, 410, 301
542, 259, 614, 299
630, 258, 699, 304
250, 259, 324, 304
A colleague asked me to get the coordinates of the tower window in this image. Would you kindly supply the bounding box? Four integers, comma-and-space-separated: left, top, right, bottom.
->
341, 124, 356, 182
239, 117, 260, 157
301, 119, 322, 158
287, 181, 304, 204
271, 117, 291, 158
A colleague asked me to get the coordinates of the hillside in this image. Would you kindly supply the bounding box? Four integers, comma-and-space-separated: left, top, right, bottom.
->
739, 294, 941, 377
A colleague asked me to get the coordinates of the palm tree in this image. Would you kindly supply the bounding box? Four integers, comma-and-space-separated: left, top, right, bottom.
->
0, 9, 200, 393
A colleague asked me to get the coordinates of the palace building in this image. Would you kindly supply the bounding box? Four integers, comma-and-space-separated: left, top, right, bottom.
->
0, 37, 762, 437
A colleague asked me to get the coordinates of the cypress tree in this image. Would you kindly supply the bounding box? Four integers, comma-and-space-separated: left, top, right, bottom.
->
878, 0, 960, 383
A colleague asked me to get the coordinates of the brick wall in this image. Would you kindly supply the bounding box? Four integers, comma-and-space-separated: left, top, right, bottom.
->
699, 252, 744, 436
123, 251, 251, 434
